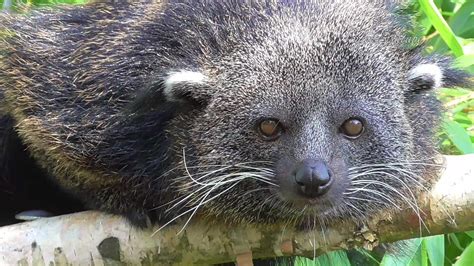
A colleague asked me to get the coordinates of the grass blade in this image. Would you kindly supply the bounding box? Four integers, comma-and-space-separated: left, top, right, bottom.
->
418, 0, 464, 57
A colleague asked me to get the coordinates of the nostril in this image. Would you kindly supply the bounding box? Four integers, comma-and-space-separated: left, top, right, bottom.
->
311, 166, 331, 186
292, 159, 333, 198
294, 166, 310, 186
295, 179, 305, 186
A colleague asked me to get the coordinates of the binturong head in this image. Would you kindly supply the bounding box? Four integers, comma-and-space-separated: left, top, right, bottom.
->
2, 0, 470, 228
149, 0, 471, 227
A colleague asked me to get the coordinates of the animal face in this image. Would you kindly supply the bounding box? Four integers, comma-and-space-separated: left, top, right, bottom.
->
161, 3, 449, 226
2, 0, 467, 228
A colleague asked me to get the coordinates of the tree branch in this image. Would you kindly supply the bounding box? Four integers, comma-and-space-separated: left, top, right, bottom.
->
0, 154, 473, 265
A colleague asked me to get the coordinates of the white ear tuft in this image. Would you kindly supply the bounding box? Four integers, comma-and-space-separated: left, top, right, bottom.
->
164, 71, 208, 101
409, 63, 444, 89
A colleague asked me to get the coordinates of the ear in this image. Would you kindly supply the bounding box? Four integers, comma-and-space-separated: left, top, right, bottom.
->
407, 59, 472, 92
128, 70, 212, 114
163, 70, 210, 103
408, 63, 443, 91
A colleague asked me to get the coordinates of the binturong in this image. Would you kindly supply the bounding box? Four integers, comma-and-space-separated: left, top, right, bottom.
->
0, 0, 470, 231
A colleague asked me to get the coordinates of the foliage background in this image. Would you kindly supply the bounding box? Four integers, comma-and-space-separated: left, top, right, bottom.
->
1, 0, 473, 265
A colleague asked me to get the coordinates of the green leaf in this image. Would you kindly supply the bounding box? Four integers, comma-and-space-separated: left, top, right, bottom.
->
424, 235, 445, 266
449, 0, 466, 5
443, 120, 474, 154
438, 87, 471, 97
454, 54, 474, 69
459, 38, 474, 56
447, 2, 474, 38
381, 239, 423, 266
454, 242, 474, 266
421, 240, 429, 266
296, 250, 351, 266
419, 0, 464, 56
465, 231, 474, 239
453, 111, 472, 125
448, 233, 465, 251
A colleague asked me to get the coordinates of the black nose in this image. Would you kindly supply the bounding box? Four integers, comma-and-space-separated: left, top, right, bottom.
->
293, 159, 332, 198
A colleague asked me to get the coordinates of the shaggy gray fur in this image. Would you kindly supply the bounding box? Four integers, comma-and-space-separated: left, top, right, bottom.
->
0, 0, 469, 228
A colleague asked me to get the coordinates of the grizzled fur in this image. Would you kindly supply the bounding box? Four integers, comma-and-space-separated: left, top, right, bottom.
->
0, 0, 470, 231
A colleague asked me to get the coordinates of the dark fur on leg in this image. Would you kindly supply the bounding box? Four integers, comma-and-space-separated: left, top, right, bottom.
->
0, 115, 84, 226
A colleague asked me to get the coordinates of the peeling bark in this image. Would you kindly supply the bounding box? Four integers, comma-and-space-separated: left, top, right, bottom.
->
0, 154, 473, 265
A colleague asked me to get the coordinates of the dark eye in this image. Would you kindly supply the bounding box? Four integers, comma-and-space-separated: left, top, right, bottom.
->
340, 117, 365, 139
258, 118, 283, 140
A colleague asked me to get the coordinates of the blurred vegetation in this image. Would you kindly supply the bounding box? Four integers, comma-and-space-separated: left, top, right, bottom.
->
0, 0, 473, 265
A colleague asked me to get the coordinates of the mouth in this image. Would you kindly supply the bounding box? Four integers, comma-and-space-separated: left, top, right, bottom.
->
276, 177, 348, 216
277, 189, 344, 215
